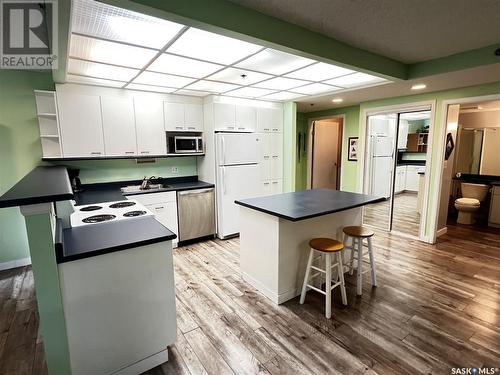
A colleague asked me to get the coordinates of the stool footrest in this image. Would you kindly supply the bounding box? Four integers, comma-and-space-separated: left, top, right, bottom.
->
306, 284, 326, 295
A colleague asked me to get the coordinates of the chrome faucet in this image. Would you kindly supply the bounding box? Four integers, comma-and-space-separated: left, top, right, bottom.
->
140, 175, 156, 190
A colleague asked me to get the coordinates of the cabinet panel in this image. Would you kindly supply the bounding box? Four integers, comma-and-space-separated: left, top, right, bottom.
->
147, 202, 178, 247
271, 179, 282, 194
184, 104, 203, 132
101, 96, 137, 156
489, 187, 500, 225
270, 133, 283, 179
135, 98, 167, 155
214, 103, 236, 131
258, 133, 271, 180
235, 105, 256, 132
405, 166, 419, 191
58, 92, 105, 157
261, 180, 272, 196
164, 102, 185, 132
257, 107, 283, 133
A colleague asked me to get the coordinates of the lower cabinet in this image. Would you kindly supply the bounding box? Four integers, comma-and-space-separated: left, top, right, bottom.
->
127, 192, 179, 247
489, 186, 500, 227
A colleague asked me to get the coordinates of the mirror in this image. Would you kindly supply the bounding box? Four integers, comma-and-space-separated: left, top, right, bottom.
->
455, 127, 500, 175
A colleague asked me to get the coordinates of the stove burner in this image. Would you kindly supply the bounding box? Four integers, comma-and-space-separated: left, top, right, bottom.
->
109, 201, 136, 209
123, 210, 147, 217
79, 205, 103, 212
82, 214, 116, 223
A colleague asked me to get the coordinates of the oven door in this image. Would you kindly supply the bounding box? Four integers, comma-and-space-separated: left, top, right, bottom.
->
175, 137, 198, 153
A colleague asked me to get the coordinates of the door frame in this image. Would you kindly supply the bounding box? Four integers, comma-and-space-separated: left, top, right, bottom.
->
306, 114, 345, 190
431, 93, 500, 242
360, 100, 436, 242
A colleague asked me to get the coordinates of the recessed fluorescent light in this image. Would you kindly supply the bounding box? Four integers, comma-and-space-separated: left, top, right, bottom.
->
66, 74, 126, 88
69, 34, 157, 69
235, 48, 315, 75
126, 83, 177, 93
325, 72, 386, 88
254, 77, 309, 90
285, 62, 354, 81
411, 83, 427, 90
133, 71, 196, 88
206, 67, 273, 85
167, 28, 262, 65
147, 53, 222, 78
175, 89, 211, 97
331, 98, 343, 103
262, 92, 305, 101
68, 58, 139, 81
225, 86, 276, 98
185, 80, 240, 93
292, 83, 341, 95
71, 0, 185, 49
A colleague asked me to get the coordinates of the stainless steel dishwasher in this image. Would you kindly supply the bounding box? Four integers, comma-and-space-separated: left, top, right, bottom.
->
177, 188, 216, 242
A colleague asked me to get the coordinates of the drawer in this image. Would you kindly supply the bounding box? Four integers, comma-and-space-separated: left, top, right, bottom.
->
127, 191, 177, 205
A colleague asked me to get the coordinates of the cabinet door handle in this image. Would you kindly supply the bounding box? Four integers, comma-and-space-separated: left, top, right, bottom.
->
187, 126, 196, 130
175, 126, 184, 130
90, 152, 102, 155
272, 155, 279, 159
125, 151, 135, 154
263, 156, 270, 159
263, 182, 270, 185
272, 128, 279, 131
264, 128, 270, 131
140, 151, 150, 154
238, 127, 245, 130
154, 206, 165, 210
227, 126, 235, 130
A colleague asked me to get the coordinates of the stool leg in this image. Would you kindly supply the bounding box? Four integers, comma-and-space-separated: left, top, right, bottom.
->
367, 237, 377, 287
337, 252, 348, 305
356, 238, 363, 296
300, 249, 314, 304
349, 237, 356, 276
325, 253, 332, 318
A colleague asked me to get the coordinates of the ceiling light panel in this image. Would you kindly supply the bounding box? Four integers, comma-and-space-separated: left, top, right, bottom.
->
126, 83, 177, 93
148, 53, 222, 78
325, 72, 386, 88
285, 62, 354, 81
69, 34, 157, 69
66, 74, 126, 88
226, 86, 276, 98
167, 28, 262, 65
175, 89, 211, 97
71, 0, 184, 49
206, 67, 272, 85
254, 77, 309, 90
185, 80, 240, 93
291, 83, 341, 95
68, 59, 139, 81
133, 71, 196, 88
262, 92, 305, 101
235, 48, 315, 75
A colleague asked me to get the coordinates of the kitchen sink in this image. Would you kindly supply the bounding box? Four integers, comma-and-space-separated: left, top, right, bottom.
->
121, 184, 173, 193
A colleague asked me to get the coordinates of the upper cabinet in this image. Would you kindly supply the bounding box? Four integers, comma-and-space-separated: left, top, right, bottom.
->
135, 97, 167, 156
57, 92, 105, 158
101, 96, 137, 157
213, 103, 256, 132
164, 102, 203, 132
257, 107, 283, 133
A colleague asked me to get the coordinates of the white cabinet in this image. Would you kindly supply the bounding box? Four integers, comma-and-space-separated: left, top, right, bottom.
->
398, 120, 409, 149
128, 191, 179, 247
258, 133, 282, 180
101, 96, 137, 157
395, 166, 406, 193
134, 98, 167, 156
257, 107, 283, 133
213, 103, 256, 132
489, 186, 500, 227
164, 102, 204, 132
261, 179, 282, 196
58, 92, 105, 157
405, 166, 421, 192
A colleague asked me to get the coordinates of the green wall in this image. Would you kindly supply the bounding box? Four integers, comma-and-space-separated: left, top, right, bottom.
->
0, 70, 54, 264
283, 102, 297, 192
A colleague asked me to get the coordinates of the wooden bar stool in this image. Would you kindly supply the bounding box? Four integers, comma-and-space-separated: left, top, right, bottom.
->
342, 226, 377, 296
299, 238, 348, 318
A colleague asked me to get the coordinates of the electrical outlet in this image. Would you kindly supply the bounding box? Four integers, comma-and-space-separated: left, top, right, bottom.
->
171, 166, 179, 174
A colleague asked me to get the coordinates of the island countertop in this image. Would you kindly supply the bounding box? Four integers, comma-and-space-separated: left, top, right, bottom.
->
235, 189, 384, 222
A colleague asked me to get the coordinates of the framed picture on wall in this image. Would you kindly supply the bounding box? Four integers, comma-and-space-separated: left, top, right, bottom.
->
348, 137, 359, 161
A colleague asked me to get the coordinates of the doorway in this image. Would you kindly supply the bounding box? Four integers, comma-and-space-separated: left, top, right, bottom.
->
310, 118, 343, 189
363, 108, 431, 238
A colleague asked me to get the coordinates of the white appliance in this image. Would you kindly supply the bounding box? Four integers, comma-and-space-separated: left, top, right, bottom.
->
216, 133, 261, 238
370, 135, 394, 198
70, 199, 153, 227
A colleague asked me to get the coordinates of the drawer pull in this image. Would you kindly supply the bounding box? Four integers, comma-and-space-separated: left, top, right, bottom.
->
154, 206, 165, 210
140, 151, 150, 154
125, 151, 135, 154
90, 152, 101, 155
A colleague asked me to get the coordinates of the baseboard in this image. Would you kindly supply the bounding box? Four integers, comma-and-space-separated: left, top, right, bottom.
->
0, 257, 31, 271
113, 348, 169, 375
436, 227, 448, 237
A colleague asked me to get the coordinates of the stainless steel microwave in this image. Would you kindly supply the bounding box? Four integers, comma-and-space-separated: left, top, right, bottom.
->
173, 136, 203, 154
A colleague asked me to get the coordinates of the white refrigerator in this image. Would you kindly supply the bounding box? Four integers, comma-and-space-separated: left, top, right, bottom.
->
370, 135, 394, 198
215, 133, 261, 238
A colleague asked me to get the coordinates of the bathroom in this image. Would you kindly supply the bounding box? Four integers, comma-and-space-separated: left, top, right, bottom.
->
447, 99, 500, 229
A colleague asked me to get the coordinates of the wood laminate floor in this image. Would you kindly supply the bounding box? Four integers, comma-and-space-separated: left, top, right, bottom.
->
363, 192, 421, 237
1, 225, 499, 375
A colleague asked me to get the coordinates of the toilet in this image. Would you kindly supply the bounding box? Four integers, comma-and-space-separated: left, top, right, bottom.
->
454, 183, 490, 225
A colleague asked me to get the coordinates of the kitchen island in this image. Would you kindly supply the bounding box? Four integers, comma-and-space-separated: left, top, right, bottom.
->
235, 189, 383, 304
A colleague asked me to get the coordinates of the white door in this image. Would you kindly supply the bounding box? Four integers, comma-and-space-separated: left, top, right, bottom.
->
235, 105, 256, 132
214, 103, 236, 131
164, 102, 185, 132
184, 104, 203, 132
135, 98, 167, 155
216, 133, 259, 165
217, 164, 260, 238
147, 202, 179, 247
311, 120, 339, 189
58, 92, 105, 157
101, 96, 137, 157
257, 107, 283, 132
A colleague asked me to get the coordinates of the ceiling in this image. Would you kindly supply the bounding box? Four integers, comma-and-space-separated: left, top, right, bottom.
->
66, 0, 389, 101
227, 0, 500, 63
459, 99, 500, 113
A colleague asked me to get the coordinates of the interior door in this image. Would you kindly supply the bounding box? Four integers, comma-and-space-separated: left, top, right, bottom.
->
311, 120, 341, 189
